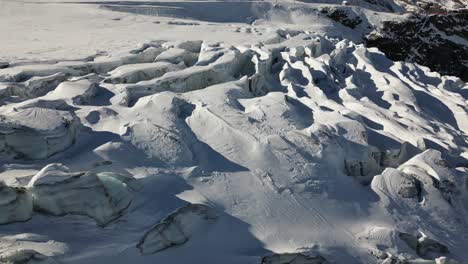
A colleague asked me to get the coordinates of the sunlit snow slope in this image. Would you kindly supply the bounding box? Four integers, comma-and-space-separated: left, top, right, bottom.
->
0, 1, 467, 264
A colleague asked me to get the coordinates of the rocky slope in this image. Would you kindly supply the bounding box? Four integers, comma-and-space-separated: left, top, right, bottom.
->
366, 9, 468, 81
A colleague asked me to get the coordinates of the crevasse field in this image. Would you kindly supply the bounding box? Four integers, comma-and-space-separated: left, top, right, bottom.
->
0, 0, 467, 263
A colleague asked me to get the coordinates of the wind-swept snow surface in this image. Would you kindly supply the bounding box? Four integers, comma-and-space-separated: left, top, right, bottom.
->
0, 1, 467, 264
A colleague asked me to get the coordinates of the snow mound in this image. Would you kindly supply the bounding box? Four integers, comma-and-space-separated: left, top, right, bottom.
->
121, 93, 196, 167
0, 108, 79, 160
0, 30, 466, 263
0, 249, 58, 264
28, 164, 132, 226
137, 204, 218, 255
105, 62, 184, 84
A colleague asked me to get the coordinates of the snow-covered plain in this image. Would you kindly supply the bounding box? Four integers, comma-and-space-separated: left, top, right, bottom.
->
0, 0, 467, 264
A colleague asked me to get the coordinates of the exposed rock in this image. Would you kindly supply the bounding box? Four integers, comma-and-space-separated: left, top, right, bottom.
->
394, 0, 467, 13
398, 232, 449, 258
0, 108, 79, 160
320, 7, 363, 29
344, 157, 380, 178
432, 179, 459, 205
366, 10, 468, 81
0, 181, 33, 224
0, 249, 58, 264
369, 249, 405, 264
397, 174, 422, 200
28, 164, 132, 226
372, 168, 426, 201
261, 253, 329, 264
361, 0, 401, 12
137, 204, 217, 255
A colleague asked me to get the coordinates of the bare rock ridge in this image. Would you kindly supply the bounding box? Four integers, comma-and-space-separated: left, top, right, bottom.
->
366, 10, 468, 82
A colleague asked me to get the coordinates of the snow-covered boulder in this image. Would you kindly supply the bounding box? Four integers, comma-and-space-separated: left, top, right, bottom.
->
0, 181, 33, 224
372, 168, 423, 200
0, 249, 58, 264
28, 164, 132, 226
137, 204, 218, 255
261, 253, 329, 264
0, 108, 79, 160
121, 93, 195, 167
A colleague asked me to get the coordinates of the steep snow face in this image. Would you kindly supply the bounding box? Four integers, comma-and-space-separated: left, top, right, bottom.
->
137, 204, 218, 254
0, 181, 32, 224
28, 164, 132, 226
0, 17, 467, 264
0, 108, 79, 160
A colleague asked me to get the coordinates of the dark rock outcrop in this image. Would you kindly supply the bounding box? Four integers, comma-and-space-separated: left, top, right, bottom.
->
366, 10, 468, 81
321, 7, 363, 29
398, 232, 449, 258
